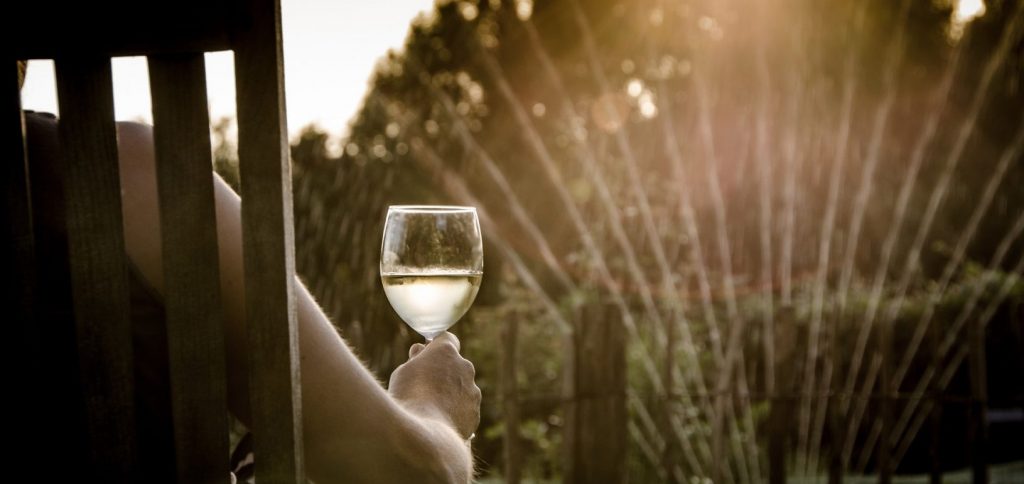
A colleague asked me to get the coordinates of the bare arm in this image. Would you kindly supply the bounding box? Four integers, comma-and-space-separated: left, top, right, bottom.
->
116, 121, 478, 482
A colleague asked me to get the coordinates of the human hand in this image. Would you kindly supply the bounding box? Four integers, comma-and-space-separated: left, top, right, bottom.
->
388, 332, 482, 440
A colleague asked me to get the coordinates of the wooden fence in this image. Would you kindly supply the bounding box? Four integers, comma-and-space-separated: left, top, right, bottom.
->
496, 301, 1020, 483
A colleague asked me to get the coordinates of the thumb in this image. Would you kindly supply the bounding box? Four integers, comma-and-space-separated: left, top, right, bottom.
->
409, 343, 426, 359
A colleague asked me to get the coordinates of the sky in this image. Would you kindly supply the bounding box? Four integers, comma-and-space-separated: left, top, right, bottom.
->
20, 0, 434, 144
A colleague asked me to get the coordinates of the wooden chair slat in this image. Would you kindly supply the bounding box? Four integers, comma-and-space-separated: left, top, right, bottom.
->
54, 56, 135, 480
234, 0, 306, 480
149, 53, 231, 484
4, 64, 35, 342
8, 1, 232, 60
17, 1, 304, 479
4, 61, 41, 474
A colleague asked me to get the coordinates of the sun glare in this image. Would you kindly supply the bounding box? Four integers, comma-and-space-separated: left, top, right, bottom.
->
950, 0, 986, 39
954, 0, 986, 23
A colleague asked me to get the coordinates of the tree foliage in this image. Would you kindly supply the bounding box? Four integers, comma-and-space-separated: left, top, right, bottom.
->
283, 0, 1024, 478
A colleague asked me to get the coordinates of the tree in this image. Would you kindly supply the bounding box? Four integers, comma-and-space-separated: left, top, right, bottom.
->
289, 0, 1024, 478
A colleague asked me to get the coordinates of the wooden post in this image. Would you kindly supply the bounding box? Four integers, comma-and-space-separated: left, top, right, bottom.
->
662, 307, 679, 483
54, 56, 136, 481
149, 53, 230, 483
878, 321, 892, 484
3, 62, 34, 361
234, 0, 305, 480
19, 77, 91, 482
928, 317, 943, 484
967, 315, 989, 484
564, 304, 626, 484
826, 307, 843, 484
827, 410, 844, 484
501, 313, 522, 484
769, 305, 795, 484
768, 395, 787, 484
4, 60, 41, 478
764, 296, 778, 484
712, 394, 725, 484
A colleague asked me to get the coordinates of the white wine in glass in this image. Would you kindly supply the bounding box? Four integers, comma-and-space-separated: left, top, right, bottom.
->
380, 206, 483, 341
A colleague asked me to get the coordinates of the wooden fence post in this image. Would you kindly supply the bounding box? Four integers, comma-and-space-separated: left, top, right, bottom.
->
662, 307, 679, 483
928, 317, 943, 484
501, 312, 522, 484
879, 320, 893, 484
827, 308, 843, 484
827, 408, 844, 484
712, 395, 725, 484
769, 305, 795, 484
768, 395, 788, 484
564, 304, 626, 484
968, 315, 989, 484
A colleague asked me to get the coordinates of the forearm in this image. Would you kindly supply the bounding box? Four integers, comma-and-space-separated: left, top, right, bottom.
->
211, 175, 471, 482
115, 122, 471, 482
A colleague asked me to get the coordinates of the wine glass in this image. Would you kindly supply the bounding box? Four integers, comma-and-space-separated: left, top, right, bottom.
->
380, 205, 484, 341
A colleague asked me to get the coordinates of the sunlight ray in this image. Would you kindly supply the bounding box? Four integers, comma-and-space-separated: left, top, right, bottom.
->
416, 72, 576, 293
522, 12, 720, 472
796, 2, 866, 473
566, 0, 713, 399
890, 121, 1024, 391
842, 351, 883, 467
687, 69, 752, 484
479, 40, 718, 476
808, 0, 913, 473
667, 401, 710, 476
474, 45, 680, 359
888, 212, 1024, 459
847, 210, 1024, 469
657, 82, 737, 478
671, 2, 768, 473
516, 19, 675, 351
841, 9, 1023, 461
875, 6, 1023, 375
837, 15, 970, 432
893, 255, 1024, 466
753, 17, 776, 401
413, 71, 671, 399
659, 4, 768, 470
778, 85, 802, 307
629, 420, 667, 479
629, 390, 669, 466
834, 0, 912, 312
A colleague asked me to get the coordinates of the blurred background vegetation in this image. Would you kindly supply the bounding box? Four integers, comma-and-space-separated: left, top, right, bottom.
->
214, 0, 1023, 480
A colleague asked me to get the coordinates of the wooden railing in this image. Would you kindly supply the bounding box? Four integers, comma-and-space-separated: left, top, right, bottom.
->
497, 302, 1012, 484
5, 0, 303, 481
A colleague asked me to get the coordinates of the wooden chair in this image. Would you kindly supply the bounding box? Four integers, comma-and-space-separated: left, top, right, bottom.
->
4, 0, 304, 481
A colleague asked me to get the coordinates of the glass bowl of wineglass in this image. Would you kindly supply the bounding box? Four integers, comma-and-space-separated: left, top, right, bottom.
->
380, 205, 483, 341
